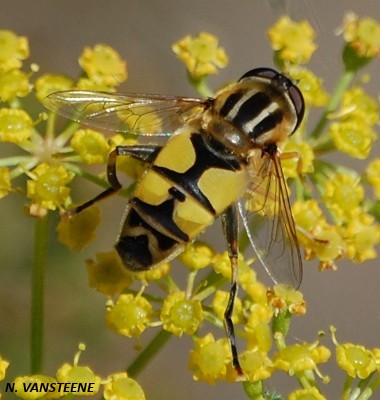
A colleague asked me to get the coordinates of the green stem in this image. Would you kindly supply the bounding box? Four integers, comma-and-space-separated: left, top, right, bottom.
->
30, 215, 50, 373
0, 156, 36, 168
243, 380, 265, 400
188, 74, 214, 98
126, 329, 172, 377
342, 375, 354, 400
310, 69, 356, 140
63, 163, 110, 189
356, 388, 374, 400
368, 373, 380, 392
45, 111, 57, 142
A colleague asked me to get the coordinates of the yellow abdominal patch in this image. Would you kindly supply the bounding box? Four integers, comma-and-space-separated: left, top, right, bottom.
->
175, 196, 214, 238
198, 168, 247, 214
135, 171, 171, 205
155, 131, 196, 173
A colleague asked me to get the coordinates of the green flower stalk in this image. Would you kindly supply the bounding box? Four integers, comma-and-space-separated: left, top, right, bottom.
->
1, 11, 380, 400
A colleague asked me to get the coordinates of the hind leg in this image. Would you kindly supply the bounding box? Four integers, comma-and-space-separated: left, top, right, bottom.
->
68, 145, 162, 215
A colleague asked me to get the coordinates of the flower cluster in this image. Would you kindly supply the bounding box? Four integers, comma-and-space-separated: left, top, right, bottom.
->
267, 14, 380, 272
2, 345, 145, 400
1, 11, 380, 400
86, 245, 326, 392
0, 32, 129, 218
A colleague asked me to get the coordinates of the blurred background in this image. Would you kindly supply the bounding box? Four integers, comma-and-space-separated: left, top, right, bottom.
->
1, 1, 380, 398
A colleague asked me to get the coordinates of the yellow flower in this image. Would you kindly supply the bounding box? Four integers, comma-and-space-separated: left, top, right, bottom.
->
106, 293, 152, 337
329, 119, 376, 159
288, 387, 327, 400
79, 44, 127, 86
340, 86, 379, 125
0, 167, 11, 199
282, 140, 315, 178
57, 206, 101, 251
329, 86, 378, 159
268, 16, 316, 64
188, 333, 231, 383
332, 327, 376, 379
86, 251, 133, 296
322, 172, 364, 224
212, 290, 243, 325
211, 251, 255, 287
103, 373, 145, 400
210, 251, 234, 279
70, 129, 110, 164
245, 304, 273, 353
14, 375, 60, 399
342, 12, 380, 58
172, 32, 228, 78
131, 262, 171, 283
293, 198, 346, 270
0, 69, 30, 101
239, 349, 273, 382
288, 67, 329, 107
34, 73, 74, 102
160, 291, 203, 336
372, 348, 380, 368
27, 163, 74, 212
56, 364, 101, 396
244, 279, 268, 305
366, 158, 380, 199
179, 241, 214, 270
273, 342, 331, 375
268, 284, 306, 316
0, 356, 9, 381
292, 199, 326, 248
76, 77, 114, 91
342, 212, 380, 262
308, 225, 345, 271
0, 108, 33, 143
0, 30, 29, 73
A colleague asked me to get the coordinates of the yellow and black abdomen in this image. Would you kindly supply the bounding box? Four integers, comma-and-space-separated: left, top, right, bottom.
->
116, 129, 248, 271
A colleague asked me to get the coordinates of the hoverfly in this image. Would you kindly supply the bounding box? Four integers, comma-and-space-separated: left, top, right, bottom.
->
44, 67, 304, 376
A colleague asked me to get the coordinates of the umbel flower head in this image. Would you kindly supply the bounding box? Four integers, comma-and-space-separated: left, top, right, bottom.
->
331, 326, 377, 379
160, 291, 203, 336
0, 108, 33, 143
172, 32, 228, 78
188, 333, 232, 384
27, 163, 75, 216
267, 16, 316, 64
106, 293, 153, 337
79, 44, 128, 86
0, 31, 128, 218
341, 12, 380, 58
0, 29, 29, 72
103, 372, 145, 400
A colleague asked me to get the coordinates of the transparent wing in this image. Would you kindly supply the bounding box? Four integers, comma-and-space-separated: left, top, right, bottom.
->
44, 90, 206, 136
239, 150, 302, 288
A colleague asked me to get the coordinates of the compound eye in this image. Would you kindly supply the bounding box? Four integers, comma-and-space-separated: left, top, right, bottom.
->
288, 84, 305, 133
239, 67, 278, 81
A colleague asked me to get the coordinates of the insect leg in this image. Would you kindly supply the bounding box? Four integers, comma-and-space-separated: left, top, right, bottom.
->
221, 204, 244, 377
115, 145, 162, 163
280, 151, 302, 175
68, 145, 162, 215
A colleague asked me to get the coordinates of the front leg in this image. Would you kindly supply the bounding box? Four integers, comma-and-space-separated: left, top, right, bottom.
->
68, 144, 162, 215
